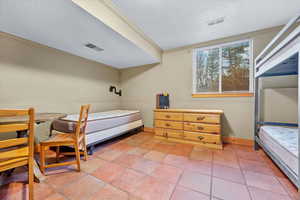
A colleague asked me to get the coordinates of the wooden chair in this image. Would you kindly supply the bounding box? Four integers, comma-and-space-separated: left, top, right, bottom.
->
39, 105, 90, 174
0, 108, 35, 200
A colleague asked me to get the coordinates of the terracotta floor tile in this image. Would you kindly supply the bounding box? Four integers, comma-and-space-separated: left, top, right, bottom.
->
213, 152, 240, 169
150, 164, 183, 183
152, 143, 172, 154
213, 164, 245, 184
0, 182, 55, 200
277, 177, 300, 200
185, 160, 212, 175
139, 141, 158, 150
178, 170, 211, 195
268, 163, 287, 178
190, 150, 213, 162
168, 144, 193, 157
45, 170, 86, 190
96, 149, 124, 161
163, 154, 188, 168
192, 146, 214, 152
111, 143, 135, 152
143, 150, 167, 162
170, 186, 210, 200
111, 168, 146, 193
45, 193, 68, 200
131, 157, 160, 174
0, 182, 26, 200
92, 162, 126, 183
90, 184, 129, 200
114, 153, 141, 168
132, 176, 176, 200
249, 186, 292, 200
244, 171, 287, 195
239, 158, 274, 176
75, 157, 108, 174
233, 145, 255, 153
236, 151, 265, 162
212, 177, 251, 200
127, 147, 149, 156
61, 175, 105, 200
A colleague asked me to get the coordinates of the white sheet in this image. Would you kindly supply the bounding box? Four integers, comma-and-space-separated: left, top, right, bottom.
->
259, 126, 298, 175
62, 110, 140, 121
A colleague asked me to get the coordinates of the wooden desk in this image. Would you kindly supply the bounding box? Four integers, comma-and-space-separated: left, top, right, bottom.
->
0, 112, 67, 182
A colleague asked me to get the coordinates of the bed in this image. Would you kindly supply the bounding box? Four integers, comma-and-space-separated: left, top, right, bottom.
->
52, 110, 143, 154
254, 14, 300, 189
259, 126, 298, 175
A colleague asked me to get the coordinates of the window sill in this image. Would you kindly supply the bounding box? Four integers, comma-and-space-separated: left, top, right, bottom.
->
192, 93, 254, 98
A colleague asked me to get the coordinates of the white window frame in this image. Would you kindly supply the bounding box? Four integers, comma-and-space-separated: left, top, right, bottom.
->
192, 39, 254, 94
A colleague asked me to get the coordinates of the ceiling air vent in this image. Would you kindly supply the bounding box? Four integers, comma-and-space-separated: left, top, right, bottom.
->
85, 43, 104, 52
208, 17, 225, 26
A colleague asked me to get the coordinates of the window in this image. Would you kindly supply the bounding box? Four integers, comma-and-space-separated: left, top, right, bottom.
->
192, 40, 253, 97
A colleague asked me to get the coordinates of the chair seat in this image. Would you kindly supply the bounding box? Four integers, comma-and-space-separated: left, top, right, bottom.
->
40, 133, 75, 145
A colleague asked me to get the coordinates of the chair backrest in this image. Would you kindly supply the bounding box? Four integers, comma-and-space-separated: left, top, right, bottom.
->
0, 108, 35, 170
75, 105, 90, 140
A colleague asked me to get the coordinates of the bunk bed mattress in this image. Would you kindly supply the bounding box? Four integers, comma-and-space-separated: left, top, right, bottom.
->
52, 110, 142, 134
259, 126, 298, 175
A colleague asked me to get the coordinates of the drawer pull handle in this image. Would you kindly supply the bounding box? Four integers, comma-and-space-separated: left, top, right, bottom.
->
197, 116, 205, 120
198, 136, 204, 140
197, 126, 204, 130
166, 115, 171, 118
165, 123, 171, 127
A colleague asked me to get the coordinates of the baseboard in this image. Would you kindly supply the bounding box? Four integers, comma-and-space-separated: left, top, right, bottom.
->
144, 127, 155, 133
143, 126, 254, 146
223, 137, 254, 146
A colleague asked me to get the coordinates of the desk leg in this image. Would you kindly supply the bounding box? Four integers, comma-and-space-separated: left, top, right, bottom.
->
15, 130, 45, 183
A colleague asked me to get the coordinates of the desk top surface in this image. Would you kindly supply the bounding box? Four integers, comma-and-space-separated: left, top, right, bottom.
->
0, 113, 67, 124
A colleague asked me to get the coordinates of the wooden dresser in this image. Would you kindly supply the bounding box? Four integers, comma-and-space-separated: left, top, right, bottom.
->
154, 109, 224, 149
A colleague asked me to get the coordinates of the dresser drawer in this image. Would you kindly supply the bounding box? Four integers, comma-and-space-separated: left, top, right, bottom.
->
155, 112, 183, 121
155, 120, 183, 130
166, 129, 184, 139
155, 128, 166, 137
184, 122, 220, 134
184, 113, 220, 124
184, 131, 221, 144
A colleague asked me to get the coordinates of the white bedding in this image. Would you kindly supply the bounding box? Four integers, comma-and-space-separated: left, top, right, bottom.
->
259, 126, 298, 175
62, 110, 140, 121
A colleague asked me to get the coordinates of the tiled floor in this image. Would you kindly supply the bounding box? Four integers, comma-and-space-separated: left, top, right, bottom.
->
0, 131, 299, 200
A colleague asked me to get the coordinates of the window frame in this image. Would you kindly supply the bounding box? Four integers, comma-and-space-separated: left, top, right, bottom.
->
192, 39, 254, 97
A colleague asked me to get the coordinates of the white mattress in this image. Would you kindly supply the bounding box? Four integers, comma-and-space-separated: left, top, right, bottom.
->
62, 110, 140, 121
259, 126, 298, 175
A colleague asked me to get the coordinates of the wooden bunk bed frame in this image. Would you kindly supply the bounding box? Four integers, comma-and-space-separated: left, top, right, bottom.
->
254, 14, 300, 189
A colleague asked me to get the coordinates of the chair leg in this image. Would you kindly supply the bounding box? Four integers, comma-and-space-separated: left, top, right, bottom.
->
28, 156, 34, 200
39, 145, 46, 175
82, 137, 88, 161
56, 146, 60, 163
74, 142, 81, 172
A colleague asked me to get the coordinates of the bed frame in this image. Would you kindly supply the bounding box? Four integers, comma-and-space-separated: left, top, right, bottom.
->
254, 14, 300, 189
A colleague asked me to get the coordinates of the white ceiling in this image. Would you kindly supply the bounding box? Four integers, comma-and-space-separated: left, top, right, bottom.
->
112, 0, 300, 50
0, 0, 159, 68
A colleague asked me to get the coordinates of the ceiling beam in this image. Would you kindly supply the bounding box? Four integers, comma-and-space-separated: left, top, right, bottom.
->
72, 0, 162, 62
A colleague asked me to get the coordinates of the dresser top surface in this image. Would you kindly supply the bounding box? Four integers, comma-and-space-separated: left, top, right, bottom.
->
154, 108, 223, 114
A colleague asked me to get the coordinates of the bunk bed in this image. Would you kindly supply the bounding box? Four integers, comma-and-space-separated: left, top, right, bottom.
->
254, 14, 300, 189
